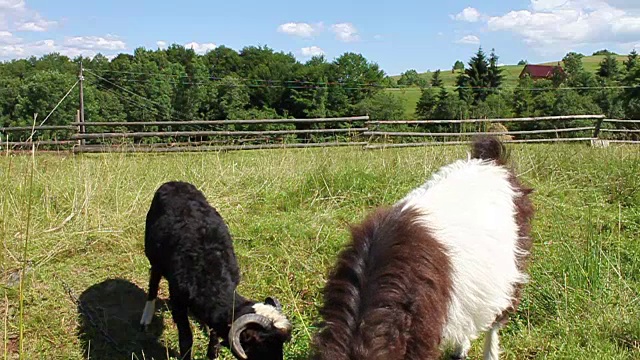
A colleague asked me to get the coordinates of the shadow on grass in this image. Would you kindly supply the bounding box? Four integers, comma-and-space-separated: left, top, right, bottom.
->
77, 278, 178, 360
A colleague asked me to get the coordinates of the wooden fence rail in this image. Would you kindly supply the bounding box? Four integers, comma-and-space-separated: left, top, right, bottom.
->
72, 127, 368, 140
1, 115, 639, 153
69, 116, 370, 127
366, 115, 606, 125
1, 125, 76, 131
364, 127, 595, 138
73, 141, 369, 153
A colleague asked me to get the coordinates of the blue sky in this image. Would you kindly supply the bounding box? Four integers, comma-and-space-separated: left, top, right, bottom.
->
1, 0, 640, 75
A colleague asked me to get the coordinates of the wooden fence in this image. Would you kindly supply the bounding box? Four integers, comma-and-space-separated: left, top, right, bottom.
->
1, 115, 639, 153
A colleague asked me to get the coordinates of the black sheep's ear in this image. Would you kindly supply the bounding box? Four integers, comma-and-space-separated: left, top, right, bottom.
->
264, 297, 282, 311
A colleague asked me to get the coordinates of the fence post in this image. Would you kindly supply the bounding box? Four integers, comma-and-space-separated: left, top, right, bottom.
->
76, 110, 82, 149
592, 117, 604, 139
78, 62, 86, 146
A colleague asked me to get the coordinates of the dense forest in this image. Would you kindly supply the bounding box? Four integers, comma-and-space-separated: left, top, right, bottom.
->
0, 44, 639, 143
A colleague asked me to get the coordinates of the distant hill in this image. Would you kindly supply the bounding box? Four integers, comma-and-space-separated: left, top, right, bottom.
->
387, 54, 629, 118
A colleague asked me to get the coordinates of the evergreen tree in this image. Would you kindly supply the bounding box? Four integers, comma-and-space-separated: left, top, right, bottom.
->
455, 72, 473, 104
623, 49, 638, 73
487, 48, 504, 93
415, 88, 437, 119
431, 70, 443, 88
461, 47, 491, 104
597, 54, 620, 79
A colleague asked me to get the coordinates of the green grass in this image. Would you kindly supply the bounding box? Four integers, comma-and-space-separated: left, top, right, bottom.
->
1, 144, 639, 359
389, 55, 631, 118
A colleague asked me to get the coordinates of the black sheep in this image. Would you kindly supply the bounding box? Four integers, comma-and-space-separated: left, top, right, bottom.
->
140, 181, 292, 360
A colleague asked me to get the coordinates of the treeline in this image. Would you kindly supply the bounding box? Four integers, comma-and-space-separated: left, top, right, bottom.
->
0, 44, 404, 142
401, 48, 639, 139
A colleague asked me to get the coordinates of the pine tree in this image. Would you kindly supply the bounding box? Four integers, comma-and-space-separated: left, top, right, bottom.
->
463, 47, 491, 103
623, 49, 638, 73
431, 69, 443, 88
597, 54, 620, 79
415, 87, 437, 119
487, 48, 504, 93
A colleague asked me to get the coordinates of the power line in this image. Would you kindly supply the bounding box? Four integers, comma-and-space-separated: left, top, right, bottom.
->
37, 80, 79, 127
89, 80, 168, 121
85, 67, 640, 92
84, 69, 195, 120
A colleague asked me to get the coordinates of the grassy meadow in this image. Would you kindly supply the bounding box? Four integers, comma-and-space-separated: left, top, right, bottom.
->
388, 54, 631, 118
1, 143, 639, 359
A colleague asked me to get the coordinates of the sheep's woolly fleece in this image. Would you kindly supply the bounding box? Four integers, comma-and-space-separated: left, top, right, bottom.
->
252, 303, 292, 331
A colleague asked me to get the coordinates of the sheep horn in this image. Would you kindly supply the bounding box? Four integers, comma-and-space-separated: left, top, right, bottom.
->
229, 313, 272, 360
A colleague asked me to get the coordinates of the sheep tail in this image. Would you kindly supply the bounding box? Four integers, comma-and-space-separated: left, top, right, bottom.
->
470, 135, 509, 166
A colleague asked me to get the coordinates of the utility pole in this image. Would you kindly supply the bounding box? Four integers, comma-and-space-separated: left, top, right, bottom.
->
79, 61, 85, 145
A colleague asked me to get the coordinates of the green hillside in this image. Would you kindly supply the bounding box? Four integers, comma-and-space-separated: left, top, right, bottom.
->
388, 55, 629, 118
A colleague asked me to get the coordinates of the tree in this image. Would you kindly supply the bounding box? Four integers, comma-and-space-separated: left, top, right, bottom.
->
458, 47, 491, 104
592, 49, 617, 56
512, 77, 535, 118
397, 69, 420, 86
623, 49, 639, 74
355, 91, 405, 120
562, 52, 597, 94
452, 60, 464, 73
487, 49, 504, 93
239, 45, 299, 112
593, 79, 625, 119
431, 70, 443, 88
332, 52, 385, 105
622, 50, 640, 117
517, 60, 528, 66
455, 72, 473, 104
473, 93, 513, 119
434, 87, 468, 120
217, 76, 250, 120
597, 54, 620, 80
562, 52, 585, 77
415, 88, 438, 119
202, 45, 242, 79
551, 66, 567, 87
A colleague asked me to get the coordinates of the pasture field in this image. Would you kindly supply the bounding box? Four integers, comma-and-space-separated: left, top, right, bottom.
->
1, 143, 639, 359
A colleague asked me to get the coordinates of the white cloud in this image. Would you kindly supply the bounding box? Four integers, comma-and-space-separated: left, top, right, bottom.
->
485, 1, 640, 54
0, 35, 128, 60
15, 13, 56, 31
0, 1, 56, 32
0, 2, 125, 60
453, 7, 482, 22
156, 40, 167, 49
185, 41, 217, 54
456, 35, 480, 45
0, 30, 19, 44
0, 0, 25, 10
64, 35, 126, 50
0, 38, 54, 57
373, 34, 383, 40
330, 23, 359, 42
300, 45, 324, 57
277, 22, 322, 37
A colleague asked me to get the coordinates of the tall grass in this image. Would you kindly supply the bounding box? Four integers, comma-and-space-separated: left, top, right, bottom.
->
1, 144, 639, 359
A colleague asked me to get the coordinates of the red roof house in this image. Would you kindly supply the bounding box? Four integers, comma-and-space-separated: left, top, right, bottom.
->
519, 64, 564, 80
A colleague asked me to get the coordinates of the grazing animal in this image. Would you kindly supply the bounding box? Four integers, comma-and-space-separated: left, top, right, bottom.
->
310, 136, 534, 360
140, 181, 292, 360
